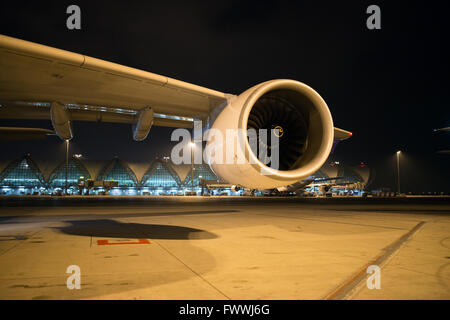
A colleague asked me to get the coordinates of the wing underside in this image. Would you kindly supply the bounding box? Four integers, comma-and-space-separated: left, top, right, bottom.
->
0, 34, 228, 124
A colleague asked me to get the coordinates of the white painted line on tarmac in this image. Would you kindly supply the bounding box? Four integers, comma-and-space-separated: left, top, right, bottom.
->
323, 221, 426, 300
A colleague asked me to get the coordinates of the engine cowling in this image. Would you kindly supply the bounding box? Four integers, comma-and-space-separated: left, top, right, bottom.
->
205, 79, 334, 189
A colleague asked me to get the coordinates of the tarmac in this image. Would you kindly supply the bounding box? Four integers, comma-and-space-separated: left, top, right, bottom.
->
0, 196, 449, 300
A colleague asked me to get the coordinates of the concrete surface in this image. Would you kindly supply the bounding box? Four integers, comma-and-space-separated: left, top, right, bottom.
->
0, 196, 449, 300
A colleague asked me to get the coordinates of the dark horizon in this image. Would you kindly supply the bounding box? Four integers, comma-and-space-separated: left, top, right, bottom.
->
1, 0, 449, 192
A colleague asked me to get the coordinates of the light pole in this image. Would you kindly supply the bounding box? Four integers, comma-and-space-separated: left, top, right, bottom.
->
396, 150, 401, 194
74, 154, 83, 195
65, 139, 69, 195
190, 142, 195, 194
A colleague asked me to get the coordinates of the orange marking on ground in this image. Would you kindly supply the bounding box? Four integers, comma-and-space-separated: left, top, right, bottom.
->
97, 239, 150, 245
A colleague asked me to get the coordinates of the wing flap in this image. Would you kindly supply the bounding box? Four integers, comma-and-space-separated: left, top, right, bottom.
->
0, 101, 194, 128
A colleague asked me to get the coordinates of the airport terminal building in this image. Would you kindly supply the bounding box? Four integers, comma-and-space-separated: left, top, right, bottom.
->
0, 154, 372, 196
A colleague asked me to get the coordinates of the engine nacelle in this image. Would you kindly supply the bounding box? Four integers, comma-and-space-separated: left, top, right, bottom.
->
205, 79, 334, 189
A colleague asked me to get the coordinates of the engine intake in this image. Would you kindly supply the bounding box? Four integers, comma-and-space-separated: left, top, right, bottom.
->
247, 93, 309, 171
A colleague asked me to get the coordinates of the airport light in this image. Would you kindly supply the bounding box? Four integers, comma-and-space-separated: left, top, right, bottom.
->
190, 142, 195, 193
65, 139, 69, 195
396, 150, 401, 194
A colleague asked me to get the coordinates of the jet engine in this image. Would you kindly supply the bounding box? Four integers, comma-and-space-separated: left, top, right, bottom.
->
205, 79, 334, 189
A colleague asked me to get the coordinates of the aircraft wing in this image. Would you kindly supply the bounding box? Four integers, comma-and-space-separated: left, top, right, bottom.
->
0, 34, 228, 129
0, 34, 351, 141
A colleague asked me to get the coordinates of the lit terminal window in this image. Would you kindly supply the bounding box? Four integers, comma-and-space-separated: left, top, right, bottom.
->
141, 162, 180, 188
98, 159, 137, 187
49, 159, 91, 188
0, 157, 44, 187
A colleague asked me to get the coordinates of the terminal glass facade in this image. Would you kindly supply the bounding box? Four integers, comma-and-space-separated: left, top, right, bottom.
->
98, 159, 137, 187
184, 164, 218, 187
141, 162, 180, 189
49, 159, 91, 188
340, 167, 362, 184
0, 157, 44, 188
0, 155, 371, 196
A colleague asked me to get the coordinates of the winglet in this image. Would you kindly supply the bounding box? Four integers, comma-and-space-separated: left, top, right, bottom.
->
334, 127, 353, 140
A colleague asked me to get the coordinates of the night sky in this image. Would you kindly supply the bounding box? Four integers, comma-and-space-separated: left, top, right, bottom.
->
0, 0, 449, 192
